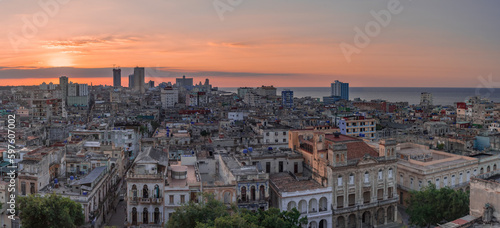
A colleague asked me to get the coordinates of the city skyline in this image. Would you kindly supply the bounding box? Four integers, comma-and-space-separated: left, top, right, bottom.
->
1, 0, 500, 87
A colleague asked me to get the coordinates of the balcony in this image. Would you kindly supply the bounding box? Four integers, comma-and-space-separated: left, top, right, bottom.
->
126, 172, 164, 179
129, 197, 138, 205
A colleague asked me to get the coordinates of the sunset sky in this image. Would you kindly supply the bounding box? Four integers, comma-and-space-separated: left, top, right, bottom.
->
1, 0, 500, 87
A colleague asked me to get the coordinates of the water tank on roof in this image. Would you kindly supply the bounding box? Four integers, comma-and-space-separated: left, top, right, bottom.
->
70, 176, 74, 181
248, 147, 253, 153
83, 191, 88, 195
268, 147, 273, 151
243, 149, 248, 154
54, 178, 58, 184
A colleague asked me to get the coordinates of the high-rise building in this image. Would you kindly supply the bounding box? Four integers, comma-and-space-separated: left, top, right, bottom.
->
420, 92, 433, 107
255, 85, 277, 97
282, 90, 294, 108
59, 76, 68, 100
128, 74, 135, 88
148, 80, 155, 88
161, 87, 179, 108
68, 82, 78, 96
237, 87, 253, 98
331, 80, 349, 100
113, 68, 121, 87
79, 84, 89, 96
133, 67, 145, 93
48, 82, 56, 90
175, 75, 193, 89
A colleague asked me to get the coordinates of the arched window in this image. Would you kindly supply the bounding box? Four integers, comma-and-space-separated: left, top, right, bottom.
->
487, 166, 491, 172
132, 185, 137, 198
154, 208, 160, 224
480, 168, 484, 174
319, 197, 328, 212
378, 170, 383, 180
338, 175, 343, 186
241, 186, 247, 202
259, 185, 265, 200
132, 207, 137, 225
154, 185, 160, 198
388, 168, 393, 178
143, 185, 149, 198
224, 192, 231, 204
494, 164, 497, 171
309, 198, 318, 213
143, 208, 148, 224
364, 172, 370, 183
250, 186, 256, 201
349, 173, 354, 185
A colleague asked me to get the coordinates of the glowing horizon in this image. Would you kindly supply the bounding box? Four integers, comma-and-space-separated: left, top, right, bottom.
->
1, 0, 500, 87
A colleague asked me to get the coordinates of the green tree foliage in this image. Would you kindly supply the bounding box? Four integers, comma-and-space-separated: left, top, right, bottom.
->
167, 193, 307, 228
406, 183, 469, 227
18, 193, 85, 228
200, 130, 210, 137
166, 193, 229, 228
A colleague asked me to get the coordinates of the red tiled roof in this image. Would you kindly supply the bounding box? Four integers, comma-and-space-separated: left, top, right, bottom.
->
325, 134, 358, 142
345, 141, 379, 159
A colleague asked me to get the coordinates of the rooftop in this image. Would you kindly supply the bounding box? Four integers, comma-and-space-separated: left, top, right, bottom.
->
270, 172, 323, 192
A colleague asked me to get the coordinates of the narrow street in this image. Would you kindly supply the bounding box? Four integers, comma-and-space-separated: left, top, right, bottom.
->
106, 193, 127, 227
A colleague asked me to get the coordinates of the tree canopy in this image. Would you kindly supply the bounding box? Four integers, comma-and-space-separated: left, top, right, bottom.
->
406, 183, 469, 227
166, 193, 307, 228
18, 193, 85, 228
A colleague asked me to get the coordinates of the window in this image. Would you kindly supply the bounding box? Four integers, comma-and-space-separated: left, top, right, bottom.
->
451, 175, 456, 186
400, 174, 404, 185
169, 195, 174, 204
436, 178, 440, 189
349, 174, 354, 185
460, 173, 463, 184
275, 132, 278, 136
338, 176, 343, 186
180, 195, 185, 204
279, 161, 283, 173
283, 138, 286, 142
388, 168, 393, 179
444, 177, 448, 187
378, 170, 383, 180
418, 180, 422, 190
364, 172, 369, 183
473, 169, 477, 176
283, 132, 286, 136
410, 178, 414, 189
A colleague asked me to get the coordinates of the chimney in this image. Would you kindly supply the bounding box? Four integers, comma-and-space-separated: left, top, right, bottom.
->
334, 132, 340, 138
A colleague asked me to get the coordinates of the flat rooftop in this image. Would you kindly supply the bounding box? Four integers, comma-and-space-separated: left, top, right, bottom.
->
397, 143, 477, 172
270, 172, 323, 193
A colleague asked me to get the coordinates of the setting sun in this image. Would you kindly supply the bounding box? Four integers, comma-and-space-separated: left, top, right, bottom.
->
47, 53, 74, 67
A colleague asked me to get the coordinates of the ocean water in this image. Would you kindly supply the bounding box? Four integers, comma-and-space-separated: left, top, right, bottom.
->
220, 87, 500, 106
